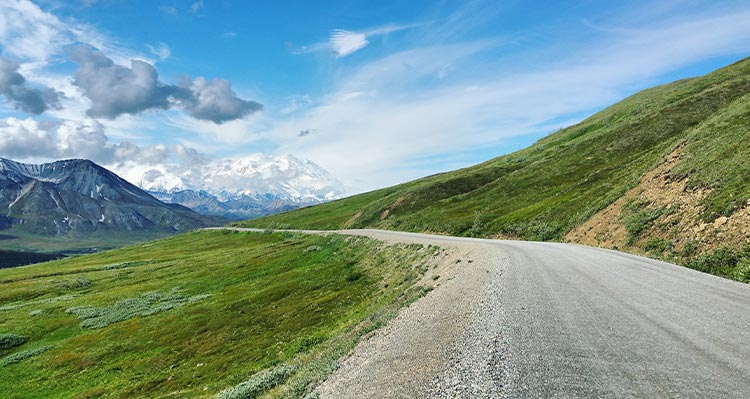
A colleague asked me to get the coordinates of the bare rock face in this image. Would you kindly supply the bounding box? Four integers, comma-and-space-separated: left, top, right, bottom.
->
0, 158, 220, 237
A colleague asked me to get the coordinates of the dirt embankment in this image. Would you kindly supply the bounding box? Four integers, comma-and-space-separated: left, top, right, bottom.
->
566, 145, 750, 256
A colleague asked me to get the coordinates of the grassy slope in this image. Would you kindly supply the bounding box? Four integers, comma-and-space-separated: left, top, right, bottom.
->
673, 90, 750, 219
0, 230, 435, 398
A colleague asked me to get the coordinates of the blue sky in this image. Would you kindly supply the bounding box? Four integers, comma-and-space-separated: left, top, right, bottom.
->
1, 0, 750, 193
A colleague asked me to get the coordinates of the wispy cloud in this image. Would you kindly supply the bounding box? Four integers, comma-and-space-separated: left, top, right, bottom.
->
146, 42, 171, 62
266, 8, 750, 192
296, 23, 418, 58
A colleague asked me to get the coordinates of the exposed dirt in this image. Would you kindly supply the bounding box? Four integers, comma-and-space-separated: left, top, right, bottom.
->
342, 210, 363, 229
566, 145, 750, 256
380, 194, 412, 220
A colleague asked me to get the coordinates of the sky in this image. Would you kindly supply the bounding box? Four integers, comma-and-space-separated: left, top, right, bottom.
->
1, 0, 749, 194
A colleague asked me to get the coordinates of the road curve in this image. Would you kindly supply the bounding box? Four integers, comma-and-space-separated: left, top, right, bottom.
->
214, 228, 750, 398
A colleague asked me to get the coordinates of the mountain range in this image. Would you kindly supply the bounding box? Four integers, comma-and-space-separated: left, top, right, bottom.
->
0, 157, 222, 252
238, 57, 750, 283
116, 153, 346, 219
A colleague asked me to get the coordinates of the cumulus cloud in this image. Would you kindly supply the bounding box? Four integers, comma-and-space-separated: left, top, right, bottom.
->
56, 119, 111, 161
0, 116, 186, 168
112, 142, 169, 165
0, 116, 216, 192
0, 117, 56, 158
69, 45, 261, 123
69, 45, 185, 119
0, 57, 61, 114
179, 77, 263, 123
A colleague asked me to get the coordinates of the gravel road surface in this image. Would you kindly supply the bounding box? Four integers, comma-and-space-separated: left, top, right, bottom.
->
217, 228, 750, 398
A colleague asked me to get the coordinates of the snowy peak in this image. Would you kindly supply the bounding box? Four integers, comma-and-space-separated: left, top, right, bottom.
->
205, 154, 345, 201
116, 153, 346, 220
120, 153, 346, 202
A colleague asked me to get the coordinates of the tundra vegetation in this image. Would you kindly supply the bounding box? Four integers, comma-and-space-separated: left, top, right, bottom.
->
0, 230, 434, 398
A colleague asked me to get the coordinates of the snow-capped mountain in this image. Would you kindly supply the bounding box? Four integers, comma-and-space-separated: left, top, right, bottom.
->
114, 154, 346, 219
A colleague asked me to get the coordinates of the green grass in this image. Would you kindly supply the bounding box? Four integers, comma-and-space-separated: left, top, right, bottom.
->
0, 230, 433, 398
672, 92, 750, 220
620, 199, 666, 245
684, 246, 750, 281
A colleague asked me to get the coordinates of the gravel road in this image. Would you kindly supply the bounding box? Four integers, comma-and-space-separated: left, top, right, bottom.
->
216, 228, 750, 398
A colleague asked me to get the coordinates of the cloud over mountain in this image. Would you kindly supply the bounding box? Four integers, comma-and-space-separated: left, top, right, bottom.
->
0, 116, 170, 166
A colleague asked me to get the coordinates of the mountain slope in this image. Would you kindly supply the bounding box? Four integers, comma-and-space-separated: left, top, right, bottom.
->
238, 58, 750, 281
0, 158, 221, 251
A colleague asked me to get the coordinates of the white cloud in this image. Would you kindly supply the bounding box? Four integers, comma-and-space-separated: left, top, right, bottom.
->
0, 0, 145, 66
0, 116, 173, 166
329, 30, 369, 58
0, 0, 70, 62
146, 42, 171, 62
0, 117, 56, 158
297, 24, 418, 58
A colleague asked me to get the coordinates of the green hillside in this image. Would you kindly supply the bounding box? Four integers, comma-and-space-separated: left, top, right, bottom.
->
0, 230, 436, 398
237, 58, 750, 281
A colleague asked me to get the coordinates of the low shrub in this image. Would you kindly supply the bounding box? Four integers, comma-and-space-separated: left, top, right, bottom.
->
303, 245, 323, 254
621, 199, 664, 244
733, 258, 750, 283
1, 345, 53, 366
217, 365, 297, 399
644, 238, 673, 254
67, 290, 210, 329
0, 334, 27, 350
686, 246, 750, 282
